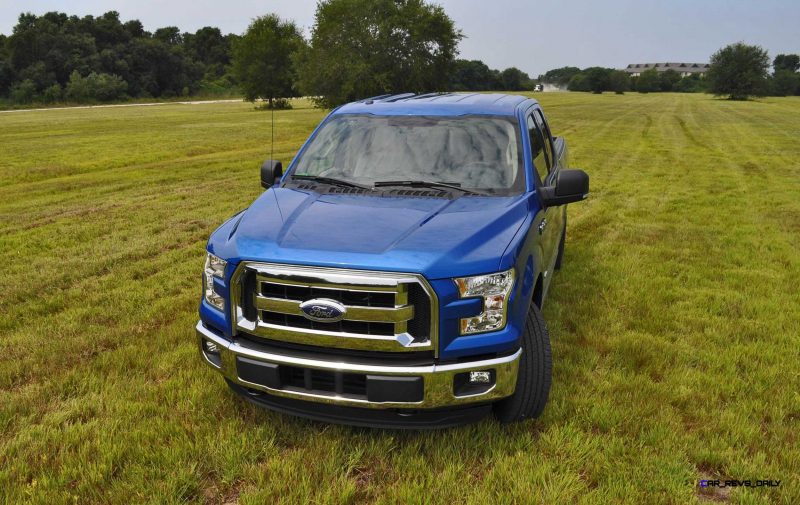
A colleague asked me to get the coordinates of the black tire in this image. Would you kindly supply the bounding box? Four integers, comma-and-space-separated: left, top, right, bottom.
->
493, 303, 552, 423
554, 215, 566, 270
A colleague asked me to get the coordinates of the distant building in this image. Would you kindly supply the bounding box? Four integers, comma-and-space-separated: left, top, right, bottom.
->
623, 63, 710, 78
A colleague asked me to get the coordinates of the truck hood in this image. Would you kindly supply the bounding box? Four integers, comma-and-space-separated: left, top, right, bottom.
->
210, 188, 529, 279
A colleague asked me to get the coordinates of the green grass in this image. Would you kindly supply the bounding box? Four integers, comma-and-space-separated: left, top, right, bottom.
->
1, 93, 798, 504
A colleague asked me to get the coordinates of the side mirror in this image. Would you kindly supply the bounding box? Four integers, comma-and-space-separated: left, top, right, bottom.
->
540, 169, 589, 206
260, 160, 283, 189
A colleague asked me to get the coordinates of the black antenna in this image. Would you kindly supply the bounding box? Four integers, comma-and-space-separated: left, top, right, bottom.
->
270, 101, 275, 161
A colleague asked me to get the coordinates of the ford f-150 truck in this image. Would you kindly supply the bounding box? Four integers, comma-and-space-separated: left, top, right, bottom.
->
197, 93, 589, 428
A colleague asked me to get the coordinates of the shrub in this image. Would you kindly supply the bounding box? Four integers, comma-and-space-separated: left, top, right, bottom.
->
66, 71, 128, 102
567, 74, 590, 92
10, 79, 37, 103
769, 70, 800, 97
636, 69, 660, 93
42, 83, 62, 103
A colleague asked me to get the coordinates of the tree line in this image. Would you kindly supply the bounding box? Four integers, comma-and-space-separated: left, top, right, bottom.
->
0, 3, 534, 108
541, 46, 799, 99
0, 11, 238, 105
1, 2, 797, 107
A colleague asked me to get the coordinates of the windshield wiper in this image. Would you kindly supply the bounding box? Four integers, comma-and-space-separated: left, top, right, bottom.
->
291, 174, 371, 190
373, 180, 487, 196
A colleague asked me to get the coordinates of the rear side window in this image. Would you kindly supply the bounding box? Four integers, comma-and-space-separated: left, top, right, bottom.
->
533, 110, 554, 174
527, 114, 547, 182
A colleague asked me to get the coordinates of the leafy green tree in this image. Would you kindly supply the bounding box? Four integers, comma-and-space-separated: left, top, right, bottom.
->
773, 54, 799, 73
706, 42, 770, 100
635, 69, 660, 93
184, 27, 232, 79
608, 70, 631, 94
674, 74, 705, 93
65, 70, 127, 102
0, 58, 15, 97
297, 0, 462, 108
658, 69, 681, 91
18, 61, 57, 91
232, 14, 304, 107
154, 27, 182, 45
567, 73, 590, 92
9, 78, 36, 103
499, 67, 531, 91
42, 83, 62, 103
2, 11, 236, 104
449, 59, 502, 90
770, 70, 799, 96
540, 66, 580, 87
583, 67, 611, 93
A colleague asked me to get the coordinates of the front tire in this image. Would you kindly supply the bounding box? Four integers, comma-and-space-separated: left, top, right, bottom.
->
493, 303, 552, 423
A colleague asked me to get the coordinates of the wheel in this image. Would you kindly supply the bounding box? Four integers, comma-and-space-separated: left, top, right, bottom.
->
554, 216, 566, 270
493, 303, 552, 423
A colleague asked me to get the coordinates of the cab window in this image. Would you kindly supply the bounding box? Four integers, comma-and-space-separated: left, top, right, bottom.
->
526, 114, 547, 182
533, 110, 554, 174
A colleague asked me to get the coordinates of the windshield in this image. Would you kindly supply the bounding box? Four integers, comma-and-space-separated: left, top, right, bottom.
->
290, 115, 524, 194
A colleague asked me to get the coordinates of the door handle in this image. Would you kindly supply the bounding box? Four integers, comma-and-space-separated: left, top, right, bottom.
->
538, 218, 547, 235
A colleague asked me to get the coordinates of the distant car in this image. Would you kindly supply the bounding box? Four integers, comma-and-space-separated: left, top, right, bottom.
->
534, 84, 543, 92
197, 93, 589, 428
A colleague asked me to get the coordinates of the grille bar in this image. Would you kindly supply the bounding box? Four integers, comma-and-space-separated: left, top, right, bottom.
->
231, 263, 438, 356
255, 295, 414, 323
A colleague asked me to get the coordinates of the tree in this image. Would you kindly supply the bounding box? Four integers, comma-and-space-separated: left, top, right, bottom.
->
500, 67, 530, 91
450, 59, 500, 90
706, 42, 770, 100
567, 73, 589, 92
674, 74, 705, 93
636, 69, 660, 93
184, 27, 232, 79
296, 0, 462, 108
42, 83, 62, 102
0, 61, 13, 97
65, 70, 127, 102
154, 27, 182, 45
540, 66, 580, 87
658, 69, 681, 91
773, 54, 800, 73
583, 67, 611, 93
608, 70, 631, 94
9, 78, 36, 102
232, 14, 303, 107
1, 11, 237, 105
770, 70, 799, 97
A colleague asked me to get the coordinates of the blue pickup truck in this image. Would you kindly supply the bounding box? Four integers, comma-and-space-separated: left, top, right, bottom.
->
197, 93, 589, 428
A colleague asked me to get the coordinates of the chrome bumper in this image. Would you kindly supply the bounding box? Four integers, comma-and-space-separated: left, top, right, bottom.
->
197, 321, 520, 409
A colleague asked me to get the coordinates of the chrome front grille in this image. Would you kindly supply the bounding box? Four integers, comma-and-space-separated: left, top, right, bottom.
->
231, 263, 438, 355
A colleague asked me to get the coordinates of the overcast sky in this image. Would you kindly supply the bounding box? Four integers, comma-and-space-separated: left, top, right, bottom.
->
1, 0, 797, 76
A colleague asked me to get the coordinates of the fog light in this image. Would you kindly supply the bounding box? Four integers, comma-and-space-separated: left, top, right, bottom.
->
454, 369, 496, 396
469, 371, 492, 384
203, 340, 219, 354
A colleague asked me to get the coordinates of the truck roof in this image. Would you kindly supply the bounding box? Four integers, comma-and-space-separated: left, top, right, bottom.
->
333, 92, 535, 117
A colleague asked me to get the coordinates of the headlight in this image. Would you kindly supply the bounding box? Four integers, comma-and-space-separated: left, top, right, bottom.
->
204, 253, 227, 311
454, 269, 515, 334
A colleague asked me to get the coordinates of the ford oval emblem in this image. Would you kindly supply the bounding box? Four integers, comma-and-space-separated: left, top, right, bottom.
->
299, 298, 346, 323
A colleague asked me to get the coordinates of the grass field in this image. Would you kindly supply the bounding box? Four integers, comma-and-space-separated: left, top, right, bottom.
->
1, 92, 798, 504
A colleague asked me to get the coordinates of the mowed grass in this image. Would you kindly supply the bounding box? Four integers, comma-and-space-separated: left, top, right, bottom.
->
1, 93, 798, 504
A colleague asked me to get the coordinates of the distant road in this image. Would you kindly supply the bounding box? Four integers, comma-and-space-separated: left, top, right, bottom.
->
0, 98, 243, 114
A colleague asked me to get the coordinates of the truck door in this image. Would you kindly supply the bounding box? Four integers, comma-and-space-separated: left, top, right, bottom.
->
528, 109, 561, 288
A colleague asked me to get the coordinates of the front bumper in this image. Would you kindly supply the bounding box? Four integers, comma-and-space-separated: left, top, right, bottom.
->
197, 321, 520, 413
